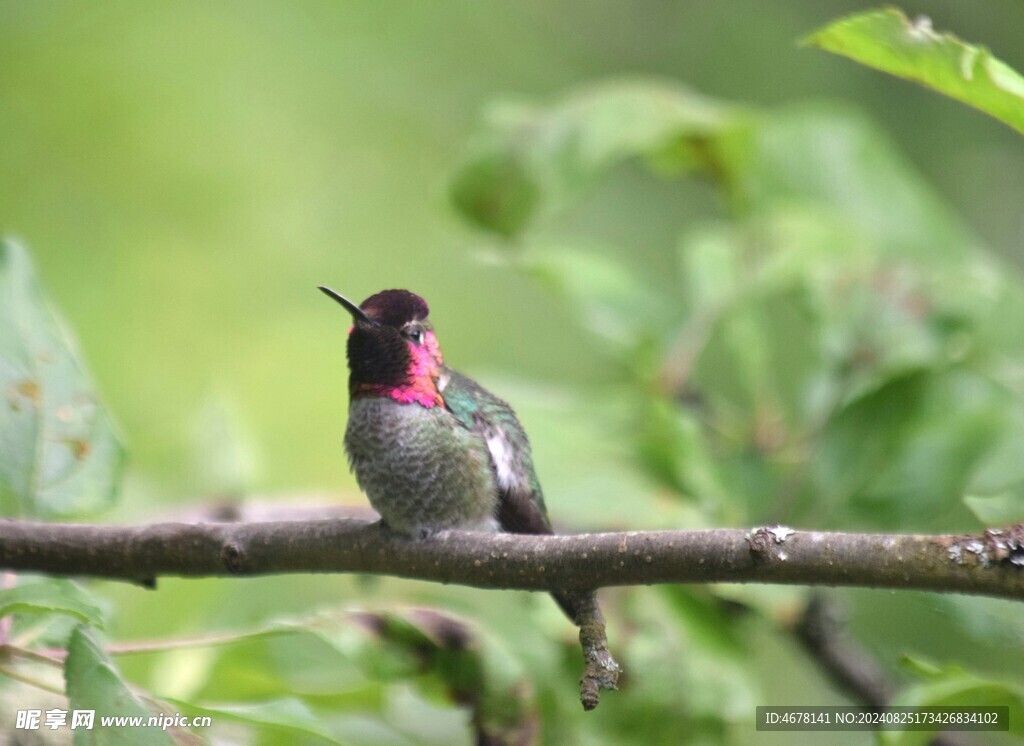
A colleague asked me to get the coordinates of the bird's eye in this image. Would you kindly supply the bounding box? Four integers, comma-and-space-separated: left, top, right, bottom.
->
408, 328, 424, 345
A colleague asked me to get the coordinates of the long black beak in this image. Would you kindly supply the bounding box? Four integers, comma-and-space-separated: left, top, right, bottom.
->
317, 286, 376, 325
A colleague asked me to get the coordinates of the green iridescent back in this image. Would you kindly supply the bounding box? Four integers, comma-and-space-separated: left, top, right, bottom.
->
441, 370, 553, 535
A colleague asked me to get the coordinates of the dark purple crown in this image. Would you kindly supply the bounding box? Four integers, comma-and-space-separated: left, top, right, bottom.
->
359, 289, 430, 327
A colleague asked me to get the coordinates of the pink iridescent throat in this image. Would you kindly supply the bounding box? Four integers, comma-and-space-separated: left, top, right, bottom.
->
356, 330, 444, 408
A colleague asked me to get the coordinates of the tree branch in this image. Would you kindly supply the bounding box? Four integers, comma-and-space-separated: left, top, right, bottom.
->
1, 520, 1022, 599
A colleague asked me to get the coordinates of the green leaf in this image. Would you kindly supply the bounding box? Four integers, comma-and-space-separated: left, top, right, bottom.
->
732, 104, 974, 262
936, 595, 1024, 650
64, 626, 174, 746
0, 239, 124, 518
167, 697, 342, 745
814, 369, 1010, 529
449, 146, 540, 238
0, 578, 104, 628
448, 79, 745, 236
964, 402, 1024, 501
963, 492, 1024, 526
805, 8, 1024, 136
184, 624, 376, 704
636, 396, 733, 515
883, 659, 1024, 745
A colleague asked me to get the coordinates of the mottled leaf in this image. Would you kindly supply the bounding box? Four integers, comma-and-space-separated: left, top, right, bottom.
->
0, 239, 123, 517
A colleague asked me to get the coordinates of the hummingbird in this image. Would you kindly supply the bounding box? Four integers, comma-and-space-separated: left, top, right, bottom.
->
318, 286, 592, 623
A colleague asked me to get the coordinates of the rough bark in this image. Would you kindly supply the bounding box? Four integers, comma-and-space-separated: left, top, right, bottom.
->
1, 519, 1022, 600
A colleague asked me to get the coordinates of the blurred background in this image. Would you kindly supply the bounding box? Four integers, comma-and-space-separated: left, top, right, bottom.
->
2, 1, 1023, 743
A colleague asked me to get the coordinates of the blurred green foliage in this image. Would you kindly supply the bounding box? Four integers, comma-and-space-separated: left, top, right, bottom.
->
2, 2, 1024, 744
448, 77, 1024, 532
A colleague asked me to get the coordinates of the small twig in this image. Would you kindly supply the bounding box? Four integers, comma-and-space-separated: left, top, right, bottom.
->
0, 663, 65, 696
0, 643, 64, 668
0, 572, 15, 645
105, 630, 285, 656
794, 593, 894, 710
31, 629, 290, 661
794, 593, 963, 746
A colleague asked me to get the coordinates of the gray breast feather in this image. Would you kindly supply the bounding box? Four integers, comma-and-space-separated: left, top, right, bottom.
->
345, 396, 499, 534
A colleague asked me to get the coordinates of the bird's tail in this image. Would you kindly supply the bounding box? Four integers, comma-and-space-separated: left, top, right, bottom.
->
552, 590, 587, 624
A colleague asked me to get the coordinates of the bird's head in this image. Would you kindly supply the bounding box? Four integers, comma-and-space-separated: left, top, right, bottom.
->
319, 287, 444, 407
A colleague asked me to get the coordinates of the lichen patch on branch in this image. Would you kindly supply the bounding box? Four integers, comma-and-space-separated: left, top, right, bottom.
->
939, 524, 1024, 569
